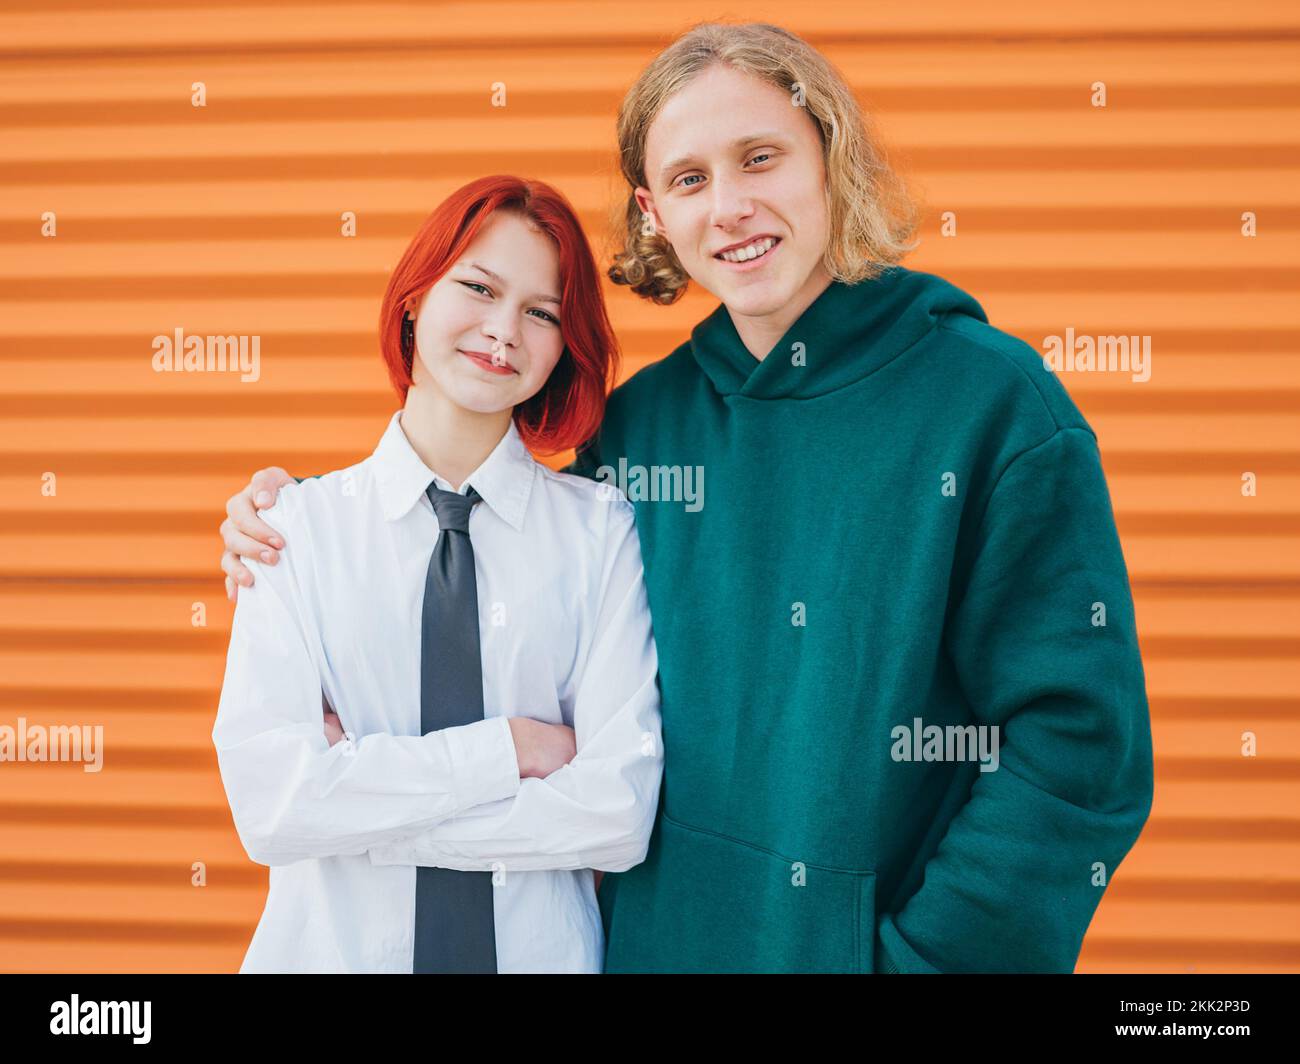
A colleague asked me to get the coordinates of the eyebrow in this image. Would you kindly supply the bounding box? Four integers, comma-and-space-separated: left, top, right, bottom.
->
657, 132, 784, 183
458, 261, 561, 306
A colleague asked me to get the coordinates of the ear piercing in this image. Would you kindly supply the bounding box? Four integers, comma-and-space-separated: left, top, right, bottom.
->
400, 314, 414, 358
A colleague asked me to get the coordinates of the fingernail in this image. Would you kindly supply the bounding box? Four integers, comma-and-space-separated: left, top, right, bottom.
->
255, 491, 272, 507
270, 537, 284, 549
261, 550, 274, 563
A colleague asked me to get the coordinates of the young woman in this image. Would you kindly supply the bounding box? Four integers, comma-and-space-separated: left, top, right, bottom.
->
211, 175, 663, 974
219, 22, 1153, 974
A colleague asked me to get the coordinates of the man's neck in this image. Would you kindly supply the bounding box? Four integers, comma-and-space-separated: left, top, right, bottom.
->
729, 266, 834, 362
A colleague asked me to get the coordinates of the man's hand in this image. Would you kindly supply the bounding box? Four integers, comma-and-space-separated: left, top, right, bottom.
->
507, 718, 577, 779
221, 466, 297, 602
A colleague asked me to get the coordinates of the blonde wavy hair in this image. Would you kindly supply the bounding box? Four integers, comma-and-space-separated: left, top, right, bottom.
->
609, 21, 922, 305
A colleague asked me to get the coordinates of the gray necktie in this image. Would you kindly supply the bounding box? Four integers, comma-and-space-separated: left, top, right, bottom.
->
412, 480, 498, 974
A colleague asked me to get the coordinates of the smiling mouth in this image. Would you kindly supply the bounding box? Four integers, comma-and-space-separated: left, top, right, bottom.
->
459, 349, 517, 375
714, 236, 781, 264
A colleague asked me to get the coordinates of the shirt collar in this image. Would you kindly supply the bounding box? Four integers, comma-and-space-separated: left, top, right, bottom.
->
371, 410, 536, 531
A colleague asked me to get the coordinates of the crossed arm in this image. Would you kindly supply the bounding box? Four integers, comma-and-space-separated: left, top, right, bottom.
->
214, 468, 663, 875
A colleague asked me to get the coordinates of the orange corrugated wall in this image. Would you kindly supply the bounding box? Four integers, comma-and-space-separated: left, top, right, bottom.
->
2, 1, 1297, 973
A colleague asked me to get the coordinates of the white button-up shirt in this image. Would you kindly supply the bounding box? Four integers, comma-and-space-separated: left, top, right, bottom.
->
212, 409, 663, 973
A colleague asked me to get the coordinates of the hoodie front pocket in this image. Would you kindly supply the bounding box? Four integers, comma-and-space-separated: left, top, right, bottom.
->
605, 811, 876, 974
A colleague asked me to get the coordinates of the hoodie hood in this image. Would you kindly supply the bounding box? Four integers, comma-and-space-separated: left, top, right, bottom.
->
688, 265, 989, 400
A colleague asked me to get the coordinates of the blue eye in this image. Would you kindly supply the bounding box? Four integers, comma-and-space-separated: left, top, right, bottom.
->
675, 153, 773, 191
530, 308, 560, 325
460, 281, 490, 296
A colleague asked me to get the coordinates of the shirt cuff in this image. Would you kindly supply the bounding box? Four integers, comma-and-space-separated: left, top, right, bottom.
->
440, 715, 521, 813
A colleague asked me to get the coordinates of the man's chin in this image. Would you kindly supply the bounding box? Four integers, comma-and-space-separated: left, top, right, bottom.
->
710, 273, 791, 316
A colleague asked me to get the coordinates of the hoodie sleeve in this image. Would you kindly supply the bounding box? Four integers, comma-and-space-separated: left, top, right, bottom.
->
875, 425, 1155, 973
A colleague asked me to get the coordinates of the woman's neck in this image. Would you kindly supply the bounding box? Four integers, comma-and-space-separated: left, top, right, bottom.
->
399, 384, 512, 492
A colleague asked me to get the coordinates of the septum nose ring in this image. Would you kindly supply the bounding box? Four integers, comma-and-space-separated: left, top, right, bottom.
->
490, 339, 506, 366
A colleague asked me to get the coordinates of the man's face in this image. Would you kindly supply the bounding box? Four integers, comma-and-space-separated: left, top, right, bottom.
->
636, 63, 831, 321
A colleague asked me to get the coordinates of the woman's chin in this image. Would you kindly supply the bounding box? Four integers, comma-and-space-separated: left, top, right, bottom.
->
446, 381, 521, 415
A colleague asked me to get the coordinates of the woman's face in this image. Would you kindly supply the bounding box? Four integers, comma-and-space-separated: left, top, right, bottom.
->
635, 63, 831, 319
405, 210, 566, 414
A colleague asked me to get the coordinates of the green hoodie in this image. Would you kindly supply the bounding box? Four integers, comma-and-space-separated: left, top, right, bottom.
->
566, 265, 1154, 973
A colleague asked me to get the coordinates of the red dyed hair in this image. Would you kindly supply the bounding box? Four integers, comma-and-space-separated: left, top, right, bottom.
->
378, 175, 620, 455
